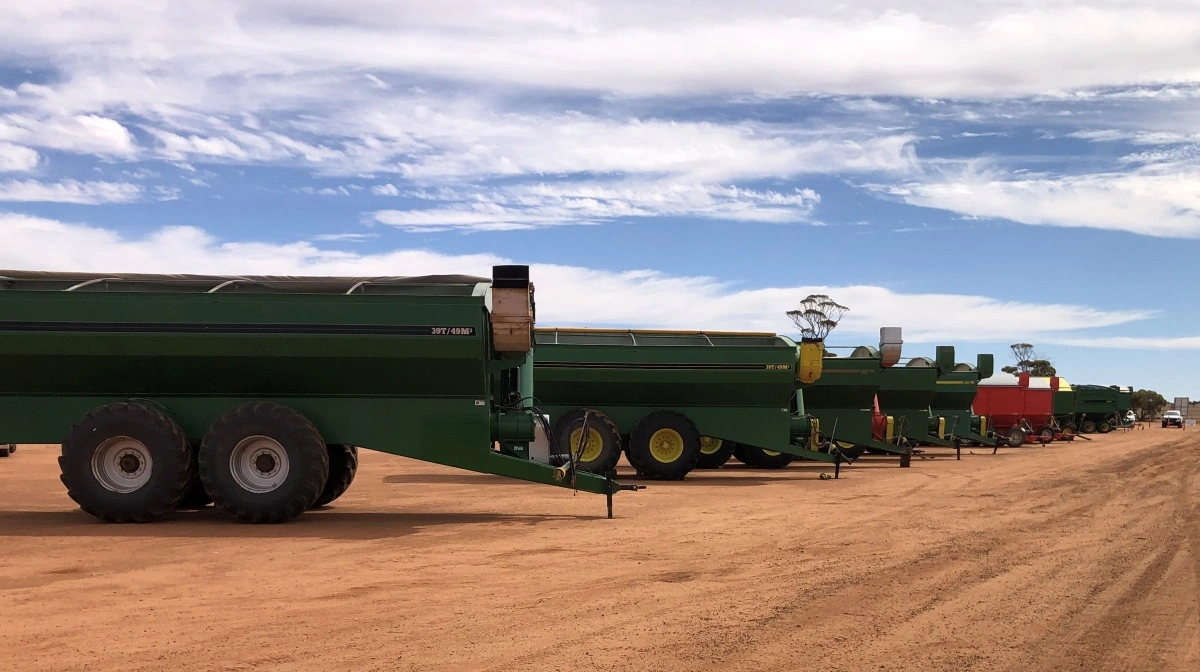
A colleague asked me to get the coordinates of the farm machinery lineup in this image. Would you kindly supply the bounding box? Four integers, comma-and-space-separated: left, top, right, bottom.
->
531, 327, 846, 479
913, 347, 1001, 456
0, 266, 638, 523
798, 329, 917, 466
0, 266, 1147, 523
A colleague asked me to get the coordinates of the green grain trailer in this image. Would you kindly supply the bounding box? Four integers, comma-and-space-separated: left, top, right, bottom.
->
876, 357, 941, 452
924, 348, 999, 453
1072, 384, 1132, 433
1116, 387, 1134, 426
0, 267, 636, 524
531, 328, 838, 480
1054, 378, 1077, 435
803, 328, 912, 467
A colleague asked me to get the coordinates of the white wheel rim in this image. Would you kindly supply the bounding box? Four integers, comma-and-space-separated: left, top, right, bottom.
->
91, 436, 153, 493
230, 436, 290, 494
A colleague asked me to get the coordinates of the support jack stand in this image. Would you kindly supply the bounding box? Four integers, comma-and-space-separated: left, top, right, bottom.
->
605, 471, 644, 519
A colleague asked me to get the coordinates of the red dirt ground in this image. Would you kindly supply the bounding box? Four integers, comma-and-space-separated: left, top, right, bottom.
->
2, 426, 1198, 671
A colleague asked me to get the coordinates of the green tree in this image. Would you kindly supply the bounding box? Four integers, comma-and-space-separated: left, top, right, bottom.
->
787, 294, 848, 341
999, 342, 1057, 377
1130, 389, 1167, 420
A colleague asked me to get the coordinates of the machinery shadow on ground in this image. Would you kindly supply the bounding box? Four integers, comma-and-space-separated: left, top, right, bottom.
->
382, 473, 524, 485
0, 508, 604, 541
384, 468, 836, 487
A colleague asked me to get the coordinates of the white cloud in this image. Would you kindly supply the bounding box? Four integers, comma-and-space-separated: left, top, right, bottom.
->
0, 143, 39, 172
0, 214, 1154, 344
132, 104, 916, 183
310, 232, 378, 242
365, 111, 917, 182
374, 182, 821, 231
371, 183, 400, 196
1, 2, 1198, 103
1, 1, 1198, 241
0, 114, 138, 157
0, 179, 142, 204
879, 161, 1200, 239
1047, 335, 1200, 350
299, 185, 351, 196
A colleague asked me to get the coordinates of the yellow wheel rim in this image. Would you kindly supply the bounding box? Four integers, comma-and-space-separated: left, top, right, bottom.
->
700, 436, 723, 455
649, 428, 685, 463
761, 449, 782, 457
568, 427, 604, 464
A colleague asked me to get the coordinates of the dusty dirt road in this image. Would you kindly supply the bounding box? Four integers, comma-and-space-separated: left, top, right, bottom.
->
2, 427, 1198, 672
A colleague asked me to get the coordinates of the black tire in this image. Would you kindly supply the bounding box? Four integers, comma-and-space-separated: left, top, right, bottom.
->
1098, 420, 1113, 433
313, 445, 359, 508
1005, 427, 1026, 448
695, 436, 736, 469
1038, 427, 1055, 443
739, 444, 796, 469
175, 443, 213, 510
551, 409, 622, 474
199, 402, 330, 524
0, 445, 10, 457
58, 401, 192, 523
732, 442, 750, 465
625, 410, 701, 480
1080, 420, 1097, 434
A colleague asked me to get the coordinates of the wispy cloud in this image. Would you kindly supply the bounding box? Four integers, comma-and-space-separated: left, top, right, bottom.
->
0, 114, 138, 157
876, 159, 1200, 239
0, 179, 142, 204
0, 214, 1155, 344
310, 232, 378, 242
1047, 335, 1200, 350
0, 142, 39, 172
374, 181, 822, 232
2, 2, 1198, 102
0, 1, 1198, 241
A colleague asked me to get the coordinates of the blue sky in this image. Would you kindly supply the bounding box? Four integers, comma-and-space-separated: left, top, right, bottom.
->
1, 1, 1199, 397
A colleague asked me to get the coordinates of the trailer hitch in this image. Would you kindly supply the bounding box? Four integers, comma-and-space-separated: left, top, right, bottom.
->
605, 470, 643, 519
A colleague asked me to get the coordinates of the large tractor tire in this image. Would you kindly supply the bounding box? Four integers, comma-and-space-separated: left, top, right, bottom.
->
625, 410, 701, 480
695, 436, 736, 469
738, 445, 796, 469
551, 409, 622, 475
0, 444, 11, 457
312, 444, 359, 508
1005, 427, 1027, 448
732, 443, 750, 465
1080, 420, 1097, 434
59, 401, 192, 523
1098, 420, 1113, 433
1038, 427, 1055, 443
176, 443, 214, 510
199, 402, 329, 524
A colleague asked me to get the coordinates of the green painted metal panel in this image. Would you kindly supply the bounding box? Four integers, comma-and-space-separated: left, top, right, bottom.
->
1071, 384, 1133, 427
804, 347, 884, 446
0, 269, 615, 496
925, 349, 995, 444
877, 361, 939, 441
532, 329, 829, 460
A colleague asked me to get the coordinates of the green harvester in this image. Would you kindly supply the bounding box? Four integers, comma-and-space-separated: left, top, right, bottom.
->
531, 328, 843, 480
0, 266, 638, 524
